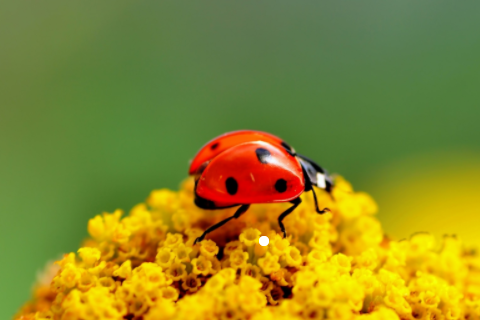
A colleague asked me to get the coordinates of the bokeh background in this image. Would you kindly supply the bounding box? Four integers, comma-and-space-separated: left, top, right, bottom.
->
1, 1, 480, 317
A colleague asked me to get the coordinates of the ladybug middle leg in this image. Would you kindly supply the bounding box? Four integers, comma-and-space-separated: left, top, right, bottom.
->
310, 187, 331, 214
278, 197, 302, 238
194, 204, 250, 245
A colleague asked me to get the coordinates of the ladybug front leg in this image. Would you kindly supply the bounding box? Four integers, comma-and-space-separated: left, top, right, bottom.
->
277, 197, 302, 238
310, 187, 331, 215
194, 204, 250, 245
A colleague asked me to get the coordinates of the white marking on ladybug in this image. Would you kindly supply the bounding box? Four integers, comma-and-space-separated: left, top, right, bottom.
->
316, 173, 326, 189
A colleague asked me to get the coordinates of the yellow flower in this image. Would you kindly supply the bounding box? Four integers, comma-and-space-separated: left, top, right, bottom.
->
172, 209, 190, 232
185, 228, 204, 246
78, 269, 96, 291
330, 253, 352, 275
199, 239, 219, 258
174, 243, 193, 262
236, 276, 267, 312
112, 223, 131, 244
309, 229, 331, 251
229, 249, 249, 269
87, 209, 123, 242
16, 175, 480, 320
270, 234, 290, 256
113, 260, 132, 279
97, 276, 117, 292
307, 249, 329, 265
55, 252, 76, 268
147, 188, 179, 211
56, 263, 81, 289
182, 273, 202, 293
203, 272, 227, 293
312, 283, 335, 308
144, 299, 176, 320
209, 256, 222, 274
285, 246, 303, 267
191, 255, 213, 276
266, 286, 284, 306
270, 268, 294, 286
218, 308, 246, 320
166, 262, 187, 281
384, 291, 412, 315
156, 247, 175, 268
257, 252, 281, 275
300, 304, 325, 319
352, 268, 380, 295
161, 286, 179, 301
63, 287, 126, 320
224, 240, 244, 255
239, 228, 261, 247
216, 267, 237, 283
354, 248, 378, 270
77, 247, 101, 267
327, 302, 354, 320
241, 264, 262, 280
258, 277, 274, 296
129, 262, 169, 291
163, 232, 184, 249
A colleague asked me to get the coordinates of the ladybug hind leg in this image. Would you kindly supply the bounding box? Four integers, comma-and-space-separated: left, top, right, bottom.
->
194, 204, 250, 245
278, 197, 302, 238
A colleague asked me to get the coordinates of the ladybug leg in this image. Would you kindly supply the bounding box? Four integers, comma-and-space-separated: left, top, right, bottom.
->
278, 197, 302, 238
310, 186, 331, 214
299, 159, 331, 214
194, 204, 250, 245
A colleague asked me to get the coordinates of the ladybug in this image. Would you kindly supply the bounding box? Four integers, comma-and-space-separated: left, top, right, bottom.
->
189, 130, 333, 244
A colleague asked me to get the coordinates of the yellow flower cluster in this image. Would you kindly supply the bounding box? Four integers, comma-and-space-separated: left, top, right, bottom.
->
14, 177, 480, 320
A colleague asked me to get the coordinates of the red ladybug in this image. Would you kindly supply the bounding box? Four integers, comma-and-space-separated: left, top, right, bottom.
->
190, 130, 333, 244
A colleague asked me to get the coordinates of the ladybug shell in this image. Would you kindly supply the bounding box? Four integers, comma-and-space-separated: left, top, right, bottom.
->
195, 141, 305, 205
189, 130, 287, 175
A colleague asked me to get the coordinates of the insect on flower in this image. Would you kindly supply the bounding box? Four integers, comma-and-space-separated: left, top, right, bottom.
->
189, 130, 334, 244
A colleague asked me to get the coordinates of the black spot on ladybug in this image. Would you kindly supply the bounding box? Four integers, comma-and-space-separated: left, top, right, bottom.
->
281, 141, 295, 156
275, 179, 287, 193
255, 148, 271, 164
211, 142, 219, 150
225, 177, 238, 195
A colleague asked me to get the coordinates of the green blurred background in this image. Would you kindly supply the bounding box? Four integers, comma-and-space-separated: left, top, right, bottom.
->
1, 1, 480, 317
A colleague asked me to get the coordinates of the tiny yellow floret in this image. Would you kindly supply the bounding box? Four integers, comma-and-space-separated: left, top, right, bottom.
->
239, 228, 262, 247
77, 247, 101, 266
